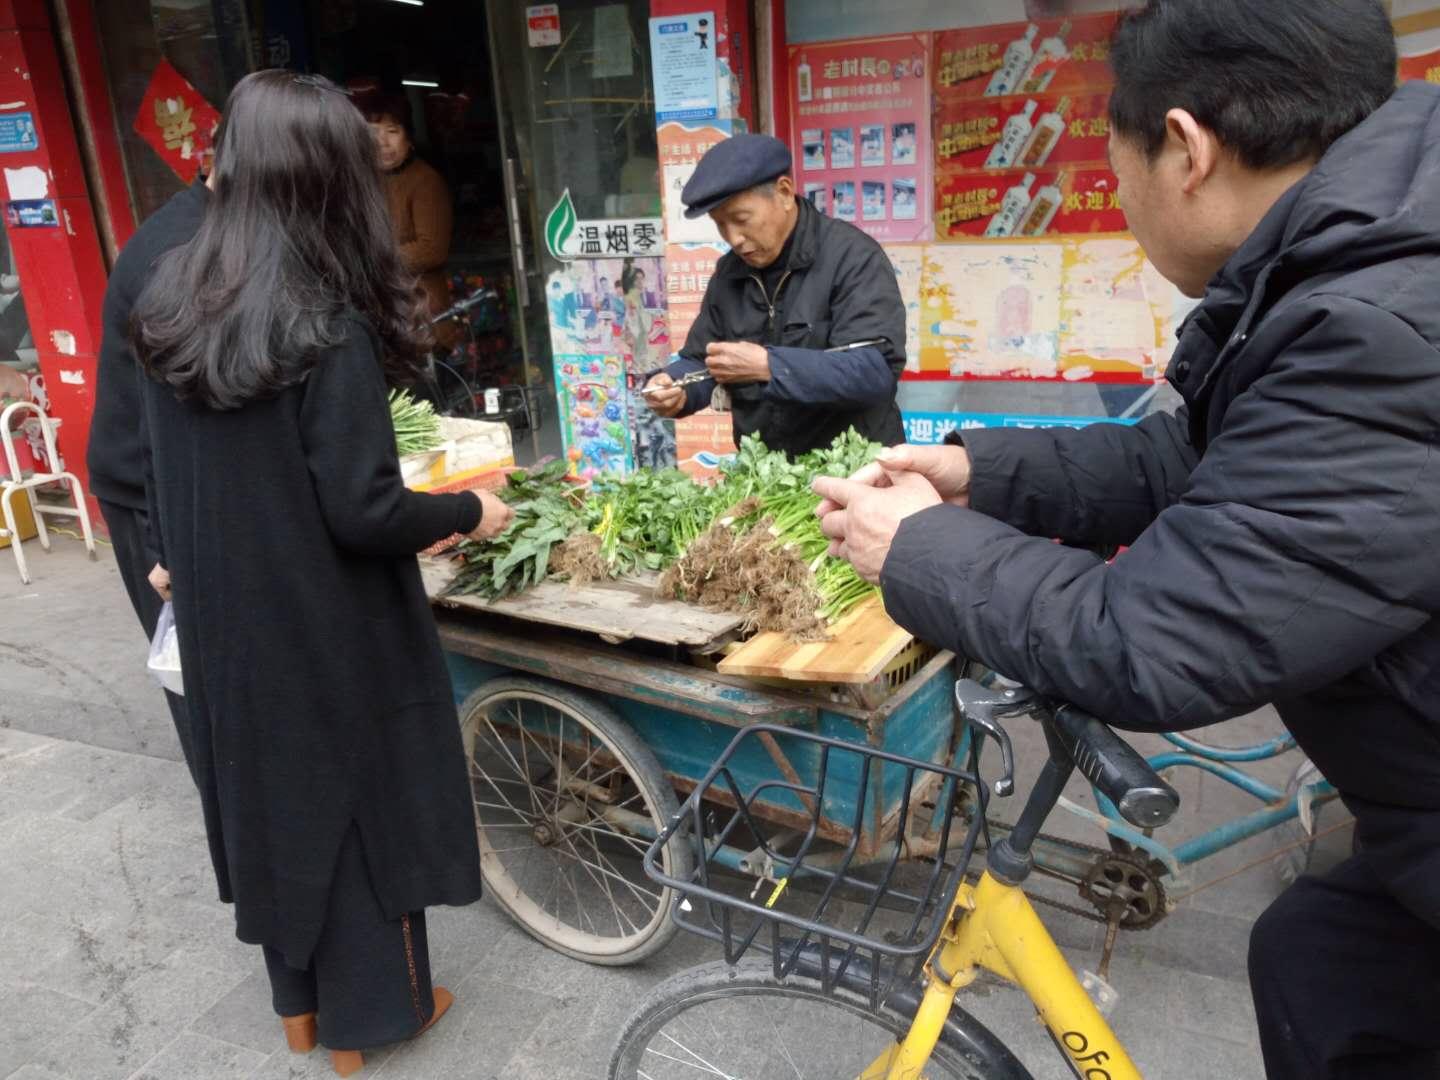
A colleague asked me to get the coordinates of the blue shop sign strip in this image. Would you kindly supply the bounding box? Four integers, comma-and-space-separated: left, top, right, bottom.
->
902, 411, 1139, 445
0, 113, 38, 153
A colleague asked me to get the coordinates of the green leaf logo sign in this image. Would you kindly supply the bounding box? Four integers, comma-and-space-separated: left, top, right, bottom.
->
544, 188, 578, 261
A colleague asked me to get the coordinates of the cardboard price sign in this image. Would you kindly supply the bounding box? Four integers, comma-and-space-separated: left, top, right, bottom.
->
675, 410, 737, 480
934, 13, 1118, 101
134, 60, 221, 182
935, 167, 1126, 239
935, 91, 1111, 174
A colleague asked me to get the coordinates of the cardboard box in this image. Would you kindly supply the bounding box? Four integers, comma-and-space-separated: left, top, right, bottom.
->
401, 417, 514, 492
0, 488, 37, 549
675, 410, 738, 481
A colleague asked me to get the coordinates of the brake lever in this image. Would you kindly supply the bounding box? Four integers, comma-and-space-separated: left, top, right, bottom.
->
954, 678, 1036, 797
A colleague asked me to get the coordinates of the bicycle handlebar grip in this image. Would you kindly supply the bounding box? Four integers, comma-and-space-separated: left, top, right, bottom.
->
1050, 704, 1180, 829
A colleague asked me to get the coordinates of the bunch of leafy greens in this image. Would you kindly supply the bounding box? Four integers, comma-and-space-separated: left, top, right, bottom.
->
445, 432, 883, 632
445, 460, 583, 600
585, 468, 733, 574
658, 431, 882, 630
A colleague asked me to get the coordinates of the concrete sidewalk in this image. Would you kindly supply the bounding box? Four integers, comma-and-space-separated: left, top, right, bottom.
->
0, 538, 1351, 1079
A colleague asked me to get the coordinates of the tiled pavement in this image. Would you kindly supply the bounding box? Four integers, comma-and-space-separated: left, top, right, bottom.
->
0, 539, 1352, 1079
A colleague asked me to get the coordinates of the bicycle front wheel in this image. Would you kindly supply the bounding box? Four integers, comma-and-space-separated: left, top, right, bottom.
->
608, 957, 1033, 1080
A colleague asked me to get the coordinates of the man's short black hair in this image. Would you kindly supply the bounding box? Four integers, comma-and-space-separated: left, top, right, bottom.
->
1109, 0, 1397, 170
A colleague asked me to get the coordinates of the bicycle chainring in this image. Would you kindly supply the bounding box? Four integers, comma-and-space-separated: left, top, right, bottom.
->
1079, 851, 1168, 930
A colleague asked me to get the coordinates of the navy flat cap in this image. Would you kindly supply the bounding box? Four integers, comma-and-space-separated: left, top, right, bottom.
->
681, 134, 793, 218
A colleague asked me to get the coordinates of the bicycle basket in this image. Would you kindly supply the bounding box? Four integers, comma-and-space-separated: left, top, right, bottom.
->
641, 723, 984, 1009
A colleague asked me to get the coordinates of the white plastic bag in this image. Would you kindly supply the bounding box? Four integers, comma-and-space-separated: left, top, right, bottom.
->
146, 601, 185, 696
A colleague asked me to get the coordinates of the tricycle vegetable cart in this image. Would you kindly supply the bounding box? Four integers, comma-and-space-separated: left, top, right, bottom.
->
426, 558, 1342, 969
427, 557, 953, 966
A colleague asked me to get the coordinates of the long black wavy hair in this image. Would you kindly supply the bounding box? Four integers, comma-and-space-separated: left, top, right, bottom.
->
132, 70, 425, 410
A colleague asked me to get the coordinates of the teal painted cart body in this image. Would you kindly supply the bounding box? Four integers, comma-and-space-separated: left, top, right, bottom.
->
437, 611, 958, 857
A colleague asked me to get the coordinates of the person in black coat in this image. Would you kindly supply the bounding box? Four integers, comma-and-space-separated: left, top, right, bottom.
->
643, 134, 906, 457
88, 177, 208, 771
130, 70, 513, 1077
816, 3, 1440, 1077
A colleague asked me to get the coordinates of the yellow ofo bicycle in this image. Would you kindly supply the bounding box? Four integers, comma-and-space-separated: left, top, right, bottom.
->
608, 677, 1182, 1079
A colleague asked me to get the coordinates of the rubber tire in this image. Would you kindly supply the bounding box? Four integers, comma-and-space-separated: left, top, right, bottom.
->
608, 956, 1035, 1080
459, 675, 692, 966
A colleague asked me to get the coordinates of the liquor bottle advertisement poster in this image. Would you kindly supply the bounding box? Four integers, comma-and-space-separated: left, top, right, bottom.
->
932, 12, 1118, 103
934, 91, 1112, 175
934, 167, 1124, 241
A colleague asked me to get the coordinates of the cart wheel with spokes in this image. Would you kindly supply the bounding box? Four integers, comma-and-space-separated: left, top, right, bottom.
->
459, 676, 691, 965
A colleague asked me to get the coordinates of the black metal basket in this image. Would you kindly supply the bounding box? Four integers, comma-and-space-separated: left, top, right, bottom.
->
641, 722, 985, 1010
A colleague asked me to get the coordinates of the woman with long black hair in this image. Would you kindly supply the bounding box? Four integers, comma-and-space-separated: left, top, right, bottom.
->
130, 70, 513, 1076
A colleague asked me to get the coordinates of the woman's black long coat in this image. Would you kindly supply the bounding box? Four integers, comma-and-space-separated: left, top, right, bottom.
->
140, 315, 484, 966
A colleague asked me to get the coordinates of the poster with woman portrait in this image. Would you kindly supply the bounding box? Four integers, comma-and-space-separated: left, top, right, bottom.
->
545, 255, 675, 469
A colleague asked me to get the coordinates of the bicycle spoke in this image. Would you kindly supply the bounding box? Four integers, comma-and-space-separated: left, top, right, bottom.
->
565, 836, 663, 905
586, 834, 661, 910
513, 706, 547, 823
557, 855, 597, 935
483, 713, 545, 814
554, 822, 646, 936
767, 1013, 805, 1079
558, 816, 652, 858
652, 1033, 743, 1080
471, 799, 538, 819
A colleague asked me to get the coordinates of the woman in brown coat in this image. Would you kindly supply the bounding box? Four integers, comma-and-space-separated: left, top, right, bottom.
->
365, 93, 457, 346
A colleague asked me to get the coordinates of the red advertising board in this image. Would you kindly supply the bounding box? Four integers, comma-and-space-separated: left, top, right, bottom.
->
788, 34, 932, 241
935, 91, 1111, 174
934, 167, 1125, 239
663, 242, 725, 351
934, 13, 1118, 102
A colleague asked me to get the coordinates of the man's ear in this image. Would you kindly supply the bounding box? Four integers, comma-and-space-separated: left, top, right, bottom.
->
1165, 108, 1219, 195
775, 174, 798, 207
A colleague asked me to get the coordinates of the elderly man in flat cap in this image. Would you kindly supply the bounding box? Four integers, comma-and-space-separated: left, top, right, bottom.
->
644, 134, 906, 457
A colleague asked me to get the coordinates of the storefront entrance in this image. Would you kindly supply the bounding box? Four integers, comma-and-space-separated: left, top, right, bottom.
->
92, 0, 660, 466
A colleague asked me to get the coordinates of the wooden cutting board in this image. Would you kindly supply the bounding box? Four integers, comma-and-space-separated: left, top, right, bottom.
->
716, 594, 913, 684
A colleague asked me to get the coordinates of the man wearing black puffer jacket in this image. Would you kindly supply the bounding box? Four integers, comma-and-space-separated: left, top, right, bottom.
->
644, 134, 905, 457
816, 2, 1440, 1076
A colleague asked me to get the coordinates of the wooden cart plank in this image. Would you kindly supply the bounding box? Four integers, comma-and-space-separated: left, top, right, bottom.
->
437, 616, 822, 728
716, 594, 913, 684
421, 556, 744, 648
